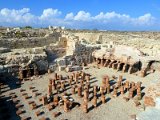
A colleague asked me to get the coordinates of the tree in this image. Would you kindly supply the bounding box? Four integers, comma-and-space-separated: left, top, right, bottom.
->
24, 26, 32, 29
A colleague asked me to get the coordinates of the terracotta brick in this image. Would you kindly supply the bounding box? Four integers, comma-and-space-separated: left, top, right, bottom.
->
47, 104, 53, 111
16, 109, 24, 115
28, 101, 34, 105
15, 104, 24, 108
52, 112, 61, 118
35, 110, 41, 117
144, 96, 155, 107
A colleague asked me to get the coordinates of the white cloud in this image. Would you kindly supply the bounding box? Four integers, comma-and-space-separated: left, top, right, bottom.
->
133, 13, 155, 25
74, 11, 91, 21
0, 8, 158, 30
94, 12, 129, 20
0, 8, 30, 16
40, 8, 61, 19
0, 8, 36, 24
93, 11, 131, 24
65, 12, 74, 20
64, 11, 155, 26
94, 12, 155, 26
65, 11, 91, 21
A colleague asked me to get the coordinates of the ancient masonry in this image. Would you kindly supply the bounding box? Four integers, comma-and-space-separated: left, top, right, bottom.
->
0, 27, 160, 119
1, 27, 160, 78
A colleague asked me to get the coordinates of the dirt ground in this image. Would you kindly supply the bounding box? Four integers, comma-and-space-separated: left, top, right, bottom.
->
1, 64, 160, 120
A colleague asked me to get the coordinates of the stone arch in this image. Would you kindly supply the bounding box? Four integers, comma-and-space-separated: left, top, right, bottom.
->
122, 64, 130, 72
108, 60, 117, 68
119, 63, 125, 71
132, 61, 142, 73
149, 61, 160, 71
102, 58, 106, 65
105, 59, 111, 67
112, 60, 118, 69
147, 61, 155, 70
125, 64, 130, 72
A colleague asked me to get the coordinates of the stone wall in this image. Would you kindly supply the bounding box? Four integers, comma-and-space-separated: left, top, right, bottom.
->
0, 31, 61, 49
71, 31, 160, 56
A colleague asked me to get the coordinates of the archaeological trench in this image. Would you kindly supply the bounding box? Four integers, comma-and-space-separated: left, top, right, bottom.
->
0, 27, 160, 120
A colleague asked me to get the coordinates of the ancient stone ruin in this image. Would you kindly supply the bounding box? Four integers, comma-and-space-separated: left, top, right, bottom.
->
0, 27, 160, 120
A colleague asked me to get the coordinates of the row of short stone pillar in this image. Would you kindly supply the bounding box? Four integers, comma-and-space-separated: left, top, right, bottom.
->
101, 75, 142, 100
68, 72, 91, 113
94, 58, 147, 77
42, 91, 73, 113
44, 72, 143, 113
81, 85, 107, 113
52, 71, 106, 113
42, 71, 91, 113
94, 58, 133, 73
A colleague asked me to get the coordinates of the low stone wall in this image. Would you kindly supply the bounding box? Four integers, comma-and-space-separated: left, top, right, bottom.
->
0, 37, 58, 49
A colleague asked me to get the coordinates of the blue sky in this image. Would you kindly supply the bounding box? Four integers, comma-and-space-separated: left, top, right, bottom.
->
0, 0, 160, 30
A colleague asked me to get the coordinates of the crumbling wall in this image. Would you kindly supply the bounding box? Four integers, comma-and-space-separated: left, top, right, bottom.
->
0, 37, 58, 49
74, 32, 101, 43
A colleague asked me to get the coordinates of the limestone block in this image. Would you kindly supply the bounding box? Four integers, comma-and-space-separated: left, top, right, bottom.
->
57, 59, 66, 66
66, 65, 72, 72
32, 47, 44, 54
0, 47, 11, 53
72, 66, 82, 71
58, 66, 66, 71
70, 61, 75, 66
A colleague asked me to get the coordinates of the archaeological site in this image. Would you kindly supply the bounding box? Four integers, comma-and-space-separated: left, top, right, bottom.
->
0, 26, 160, 120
